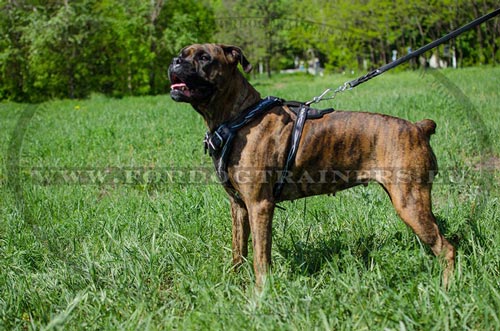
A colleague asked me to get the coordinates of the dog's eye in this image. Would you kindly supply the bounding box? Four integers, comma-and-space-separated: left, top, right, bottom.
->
199, 54, 211, 62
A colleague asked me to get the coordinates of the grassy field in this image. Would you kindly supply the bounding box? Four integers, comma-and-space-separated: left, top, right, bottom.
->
1, 67, 499, 330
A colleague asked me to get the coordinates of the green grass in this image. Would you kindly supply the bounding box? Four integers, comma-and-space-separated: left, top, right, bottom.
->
1, 67, 500, 330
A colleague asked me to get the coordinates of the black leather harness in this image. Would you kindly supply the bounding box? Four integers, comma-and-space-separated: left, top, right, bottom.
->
203, 96, 334, 200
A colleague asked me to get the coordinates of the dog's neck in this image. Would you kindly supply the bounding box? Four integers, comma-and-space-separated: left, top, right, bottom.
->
194, 71, 261, 132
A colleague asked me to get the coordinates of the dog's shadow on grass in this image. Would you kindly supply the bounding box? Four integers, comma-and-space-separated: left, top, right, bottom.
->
275, 233, 381, 276
276, 215, 463, 277
277, 213, 485, 277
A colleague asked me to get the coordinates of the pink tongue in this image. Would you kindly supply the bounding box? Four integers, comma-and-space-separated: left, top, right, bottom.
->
171, 83, 187, 89
171, 83, 191, 97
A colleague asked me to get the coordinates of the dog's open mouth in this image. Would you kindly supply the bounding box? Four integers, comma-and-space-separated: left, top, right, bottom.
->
171, 82, 192, 97
170, 75, 193, 98
169, 73, 214, 102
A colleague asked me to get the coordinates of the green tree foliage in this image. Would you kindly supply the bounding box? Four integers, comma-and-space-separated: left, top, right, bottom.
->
213, 0, 292, 76
0, 0, 214, 101
23, 1, 104, 100
0, 0, 498, 102
288, 0, 499, 72
0, 1, 32, 101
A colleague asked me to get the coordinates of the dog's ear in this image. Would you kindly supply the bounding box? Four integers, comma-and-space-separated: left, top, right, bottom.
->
221, 45, 252, 73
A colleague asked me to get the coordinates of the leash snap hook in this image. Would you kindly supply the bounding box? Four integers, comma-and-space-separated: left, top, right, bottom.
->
305, 88, 331, 106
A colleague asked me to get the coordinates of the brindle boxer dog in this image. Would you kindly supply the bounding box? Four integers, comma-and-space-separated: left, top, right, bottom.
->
168, 43, 455, 288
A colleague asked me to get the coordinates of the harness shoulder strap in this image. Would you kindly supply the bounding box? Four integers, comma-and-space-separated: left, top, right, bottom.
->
273, 102, 335, 200
273, 104, 308, 199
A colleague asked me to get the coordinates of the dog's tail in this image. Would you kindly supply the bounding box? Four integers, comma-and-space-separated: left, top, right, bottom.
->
416, 119, 438, 177
416, 119, 436, 138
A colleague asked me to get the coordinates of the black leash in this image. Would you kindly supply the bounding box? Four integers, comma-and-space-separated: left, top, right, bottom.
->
307, 8, 500, 105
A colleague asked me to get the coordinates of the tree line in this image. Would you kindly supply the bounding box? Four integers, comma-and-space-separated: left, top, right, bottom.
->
1, 0, 498, 102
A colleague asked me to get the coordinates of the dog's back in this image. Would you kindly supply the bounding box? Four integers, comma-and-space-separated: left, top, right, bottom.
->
296, 111, 437, 173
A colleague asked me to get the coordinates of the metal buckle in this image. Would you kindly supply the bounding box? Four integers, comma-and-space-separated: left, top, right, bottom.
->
203, 132, 210, 154
203, 130, 225, 156
213, 130, 224, 149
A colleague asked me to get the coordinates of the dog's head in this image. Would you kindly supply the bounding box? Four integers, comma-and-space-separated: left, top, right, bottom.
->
168, 44, 252, 105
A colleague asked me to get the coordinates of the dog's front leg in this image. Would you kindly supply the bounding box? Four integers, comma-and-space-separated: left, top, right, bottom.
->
248, 199, 275, 287
230, 196, 250, 268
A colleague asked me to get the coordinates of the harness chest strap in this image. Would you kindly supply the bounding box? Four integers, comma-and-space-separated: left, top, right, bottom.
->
203, 96, 334, 200
203, 96, 283, 181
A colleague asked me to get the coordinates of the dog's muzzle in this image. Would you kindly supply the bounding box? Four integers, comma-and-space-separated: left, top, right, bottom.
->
168, 58, 215, 103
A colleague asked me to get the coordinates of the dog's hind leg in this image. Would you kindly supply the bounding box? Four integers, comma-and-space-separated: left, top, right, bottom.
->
384, 182, 455, 288
230, 196, 251, 268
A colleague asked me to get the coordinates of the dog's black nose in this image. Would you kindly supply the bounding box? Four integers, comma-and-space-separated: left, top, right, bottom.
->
173, 57, 183, 65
